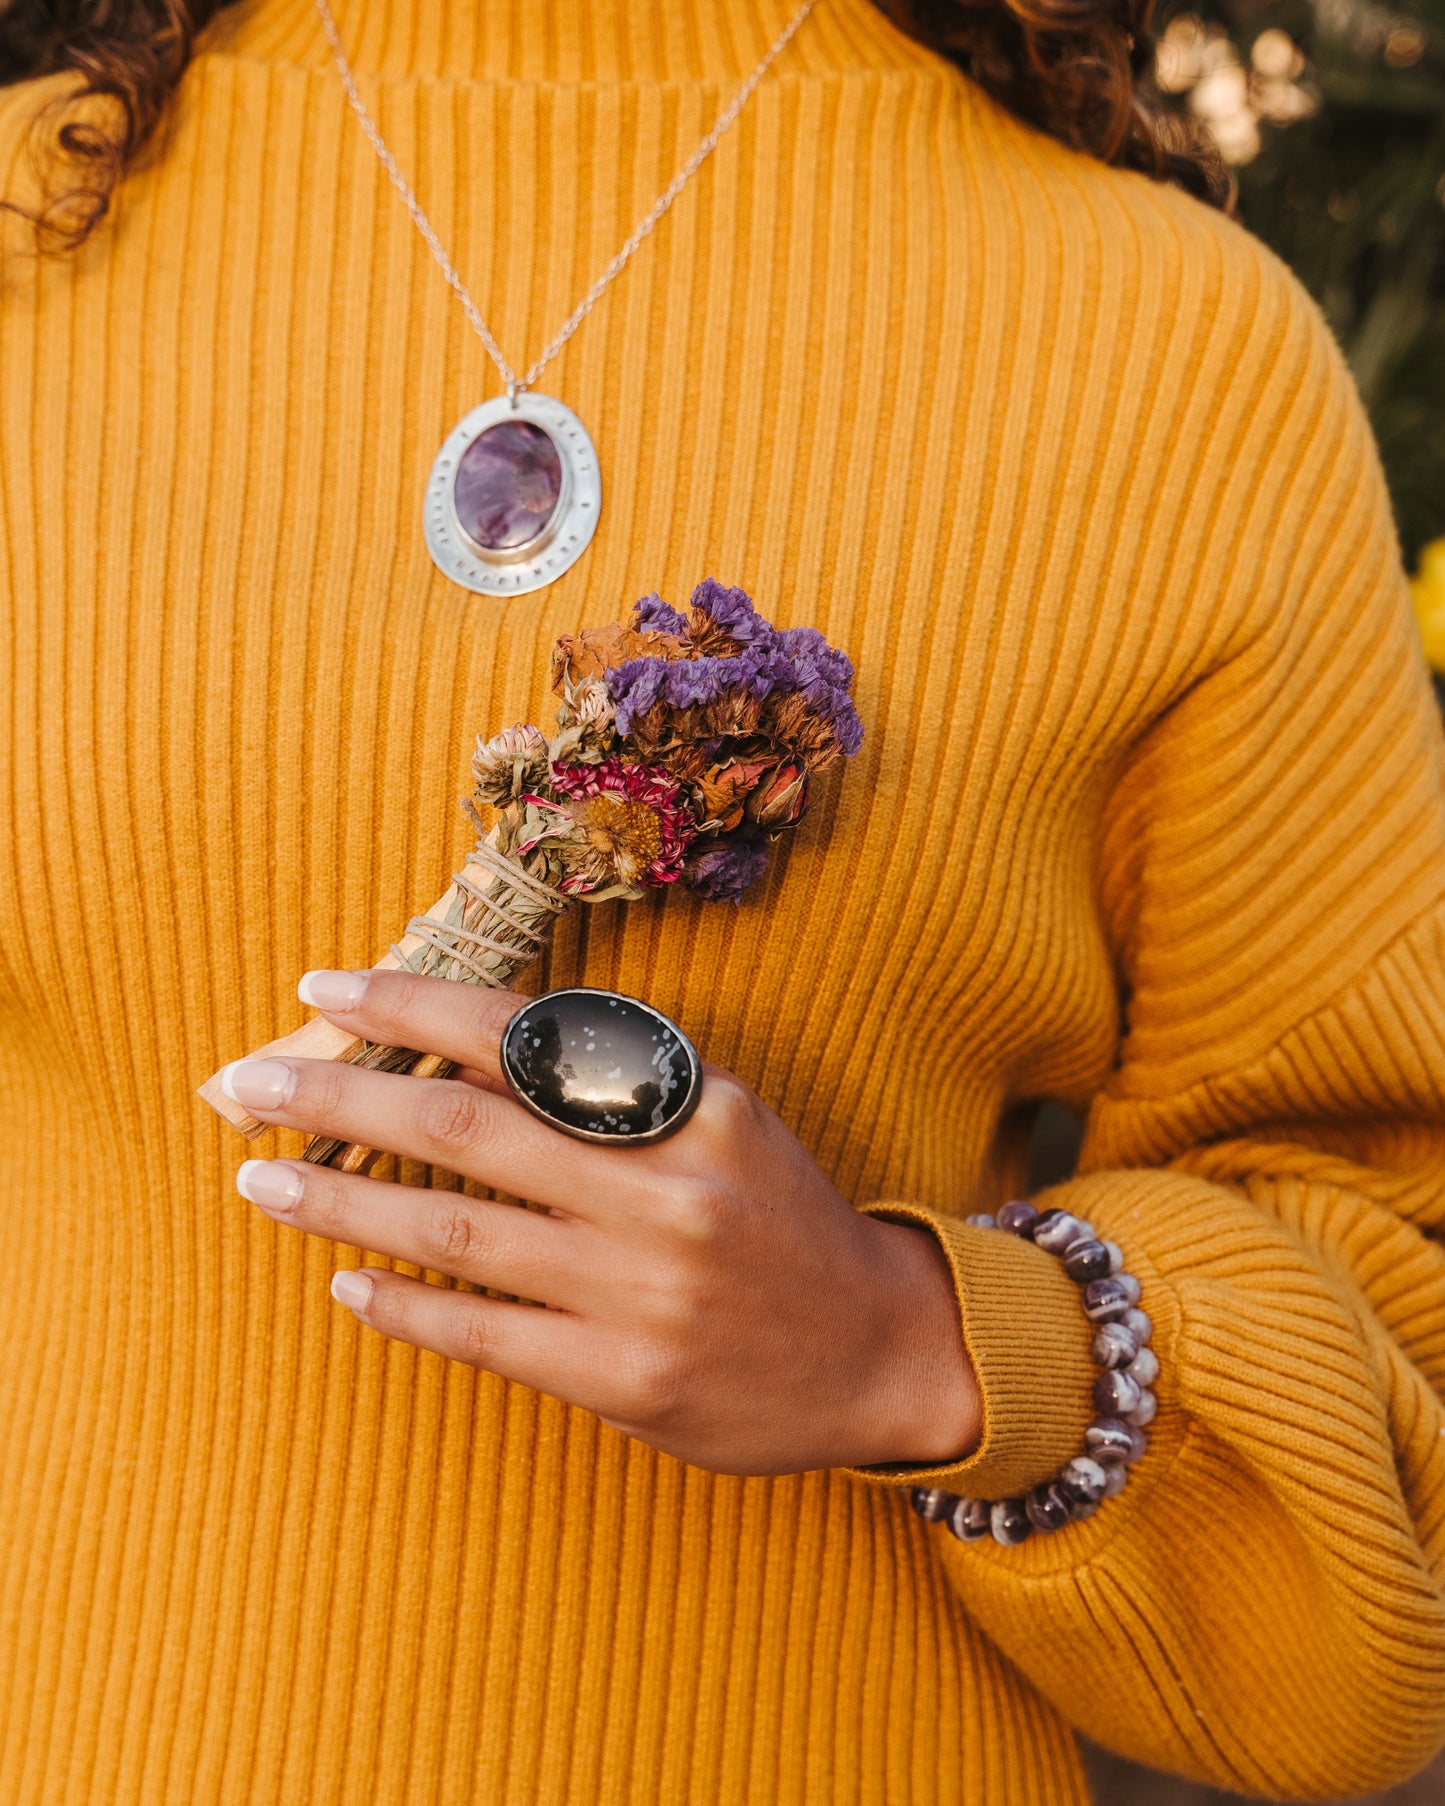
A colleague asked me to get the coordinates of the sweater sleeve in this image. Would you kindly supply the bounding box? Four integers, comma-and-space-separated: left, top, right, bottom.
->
851, 292, 1445, 1800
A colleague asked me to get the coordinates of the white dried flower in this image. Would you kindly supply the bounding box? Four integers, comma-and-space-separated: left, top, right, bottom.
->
574, 680, 616, 727
472, 723, 549, 805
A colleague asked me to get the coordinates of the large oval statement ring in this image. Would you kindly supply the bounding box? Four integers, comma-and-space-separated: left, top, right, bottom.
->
500, 988, 703, 1145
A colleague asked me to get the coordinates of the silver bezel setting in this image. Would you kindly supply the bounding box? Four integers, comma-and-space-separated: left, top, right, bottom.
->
423, 393, 601, 596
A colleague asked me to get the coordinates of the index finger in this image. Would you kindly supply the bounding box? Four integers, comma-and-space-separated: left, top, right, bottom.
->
221, 1052, 672, 1219
296, 968, 516, 1080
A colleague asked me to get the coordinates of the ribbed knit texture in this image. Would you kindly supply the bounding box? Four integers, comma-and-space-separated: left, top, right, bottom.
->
1, 1, 1443, 1800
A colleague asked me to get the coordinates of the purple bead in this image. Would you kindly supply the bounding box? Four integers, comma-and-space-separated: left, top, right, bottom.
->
1085, 1418, 1136, 1465
990, 1499, 1033, 1545
1070, 1495, 1100, 1520
1083, 1276, 1133, 1322
1115, 1272, 1142, 1306
1063, 1238, 1112, 1283
1126, 1389, 1158, 1428
1101, 1240, 1124, 1274
910, 1487, 957, 1523
1059, 1456, 1109, 1504
1122, 1423, 1149, 1464
453, 419, 562, 550
1091, 1323, 1139, 1369
1093, 1369, 1143, 1416
948, 1498, 991, 1541
1101, 1462, 1129, 1498
1025, 1483, 1072, 1531
1126, 1347, 1160, 1389
1123, 1307, 1152, 1345
996, 1199, 1039, 1238
1032, 1210, 1090, 1255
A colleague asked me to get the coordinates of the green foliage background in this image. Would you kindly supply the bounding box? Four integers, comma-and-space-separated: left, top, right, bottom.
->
1161, 0, 1443, 564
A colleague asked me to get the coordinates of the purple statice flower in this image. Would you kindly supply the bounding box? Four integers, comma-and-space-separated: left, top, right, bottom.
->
775, 627, 863, 751
606, 579, 865, 756
831, 706, 864, 758
688, 578, 773, 647
608, 640, 787, 731
686, 838, 771, 904
657, 658, 733, 708
606, 656, 672, 732
633, 592, 690, 634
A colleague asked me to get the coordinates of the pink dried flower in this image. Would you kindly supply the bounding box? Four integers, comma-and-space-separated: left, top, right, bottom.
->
540, 759, 697, 892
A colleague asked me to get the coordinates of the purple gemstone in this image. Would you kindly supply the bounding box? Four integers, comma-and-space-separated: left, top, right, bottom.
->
948, 1498, 990, 1542
996, 1199, 1038, 1238
453, 419, 562, 551
909, 1487, 957, 1523
1025, 1483, 1071, 1532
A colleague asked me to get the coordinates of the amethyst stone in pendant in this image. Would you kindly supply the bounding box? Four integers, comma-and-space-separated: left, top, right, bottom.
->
454, 419, 563, 551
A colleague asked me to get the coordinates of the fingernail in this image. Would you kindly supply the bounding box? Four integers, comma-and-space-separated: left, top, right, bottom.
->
236, 1158, 304, 1213
298, 969, 371, 1012
331, 1270, 373, 1315
219, 1059, 297, 1111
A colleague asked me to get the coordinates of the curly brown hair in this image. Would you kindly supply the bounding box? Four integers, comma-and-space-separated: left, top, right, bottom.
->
0, 0, 1226, 252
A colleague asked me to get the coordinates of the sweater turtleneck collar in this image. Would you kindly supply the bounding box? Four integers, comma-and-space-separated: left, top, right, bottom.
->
217, 0, 923, 83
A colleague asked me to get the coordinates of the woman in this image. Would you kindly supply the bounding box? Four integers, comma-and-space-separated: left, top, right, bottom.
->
0, 1, 1441, 1802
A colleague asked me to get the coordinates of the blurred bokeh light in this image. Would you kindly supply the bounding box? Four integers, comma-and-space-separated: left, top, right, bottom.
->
1153, 0, 1442, 587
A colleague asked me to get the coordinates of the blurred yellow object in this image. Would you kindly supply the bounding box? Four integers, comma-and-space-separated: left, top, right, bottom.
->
1410, 539, 1445, 673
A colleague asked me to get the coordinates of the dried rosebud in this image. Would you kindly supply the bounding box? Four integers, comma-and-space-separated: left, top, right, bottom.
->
472, 723, 549, 805
745, 759, 809, 832
695, 757, 772, 833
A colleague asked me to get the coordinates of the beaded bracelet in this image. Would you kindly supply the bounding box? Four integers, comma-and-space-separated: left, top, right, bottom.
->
908, 1200, 1155, 1547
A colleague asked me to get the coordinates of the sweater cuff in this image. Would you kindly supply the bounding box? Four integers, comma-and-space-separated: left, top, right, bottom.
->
844, 1202, 1096, 1497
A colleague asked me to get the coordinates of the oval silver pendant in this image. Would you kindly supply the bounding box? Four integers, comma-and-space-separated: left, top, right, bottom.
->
423, 392, 601, 596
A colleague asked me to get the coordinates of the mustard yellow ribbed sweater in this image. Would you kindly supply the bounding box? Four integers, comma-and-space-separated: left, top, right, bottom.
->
2, 1, 1444, 1800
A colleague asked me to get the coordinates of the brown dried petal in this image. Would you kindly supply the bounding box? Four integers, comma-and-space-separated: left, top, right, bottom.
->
685, 612, 746, 659
618, 705, 713, 778
696, 757, 772, 820
551, 623, 687, 691
762, 691, 842, 772
701, 694, 766, 741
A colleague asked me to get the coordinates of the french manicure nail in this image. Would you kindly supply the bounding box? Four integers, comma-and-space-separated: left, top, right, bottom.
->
298, 969, 371, 1012
331, 1270, 373, 1314
236, 1159, 304, 1212
220, 1058, 297, 1111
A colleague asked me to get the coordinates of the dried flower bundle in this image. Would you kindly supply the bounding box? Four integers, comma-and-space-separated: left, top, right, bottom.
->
199, 580, 862, 1170
511, 578, 862, 904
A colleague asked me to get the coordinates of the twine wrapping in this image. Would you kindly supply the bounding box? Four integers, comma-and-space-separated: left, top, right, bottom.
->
392, 842, 566, 988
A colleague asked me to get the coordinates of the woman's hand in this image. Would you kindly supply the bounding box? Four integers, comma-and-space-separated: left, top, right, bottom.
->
223, 970, 979, 1476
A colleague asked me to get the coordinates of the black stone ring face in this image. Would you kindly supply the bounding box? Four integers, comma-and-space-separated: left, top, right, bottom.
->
500, 989, 703, 1145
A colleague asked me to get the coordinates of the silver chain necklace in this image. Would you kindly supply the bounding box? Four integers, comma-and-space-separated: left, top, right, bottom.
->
315, 0, 822, 596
